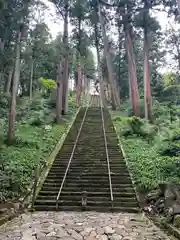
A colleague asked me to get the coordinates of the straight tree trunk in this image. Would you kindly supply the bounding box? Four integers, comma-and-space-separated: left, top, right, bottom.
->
84, 76, 90, 102
97, 2, 120, 110
143, 1, 152, 120
107, 84, 111, 102
76, 16, 82, 107
94, 24, 105, 105
177, 0, 180, 13
120, 4, 139, 115
62, 1, 69, 114
81, 73, 85, 102
56, 62, 63, 123
6, 68, 13, 93
144, 27, 152, 120
0, 38, 5, 91
8, 29, 21, 143
125, 30, 140, 116
76, 60, 81, 107
127, 60, 132, 101
117, 20, 122, 102
29, 59, 34, 100
176, 45, 180, 72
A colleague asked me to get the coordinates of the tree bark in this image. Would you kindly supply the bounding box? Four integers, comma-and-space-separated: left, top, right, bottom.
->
76, 14, 82, 107
62, 0, 69, 114
119, 4, 139, 115
6, 68, 13, 93
0, 38, 5, 91
177, 0, 180, 13
76, 60, 81, 107
117, 19, 122, 102
56, 62, 63, 123
8, 29, 21, 143
29, 59, 34, 100
143, 1, 153, 120
176, 45, 180, 72
97, 1, 120, 110
144, 27, 152, 120
125, 30, 140, 116
94, 24, 105, 106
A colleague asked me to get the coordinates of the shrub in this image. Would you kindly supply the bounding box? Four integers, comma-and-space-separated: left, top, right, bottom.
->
160, 142, 180, 157
152, 100, 167, 119
162, 85, 180, 102
119, 116, 157, 141
27, 111, 45, 126
0, 93, 11, 109
39, 77, 56, 90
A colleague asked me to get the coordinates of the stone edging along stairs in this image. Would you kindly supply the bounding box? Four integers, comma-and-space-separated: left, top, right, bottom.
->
34, 106, 139, 212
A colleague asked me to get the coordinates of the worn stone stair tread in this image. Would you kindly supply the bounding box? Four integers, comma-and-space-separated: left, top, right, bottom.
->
41, 188, 136, 194
35, 199, 138, 206
42, 185, 135, 190
45, 177, 131, 182
47, 172, 130, 176
34, 205, 139, 213
45, 176, 131, 181
36, 195, 137, 202
47, 172, 129, 176
42, 182, 133, 187
38, 191, 136, 196
49, 167, 128, 171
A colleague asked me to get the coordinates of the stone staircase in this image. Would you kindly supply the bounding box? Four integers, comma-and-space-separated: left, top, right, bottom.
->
34, 107, 139, 212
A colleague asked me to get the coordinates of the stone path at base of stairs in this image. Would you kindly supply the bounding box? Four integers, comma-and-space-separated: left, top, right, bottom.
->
0, 212, 172, 240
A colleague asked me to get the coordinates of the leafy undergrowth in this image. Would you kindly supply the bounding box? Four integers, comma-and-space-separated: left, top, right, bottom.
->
111, 101, 180, 193
0, 92, 77, 202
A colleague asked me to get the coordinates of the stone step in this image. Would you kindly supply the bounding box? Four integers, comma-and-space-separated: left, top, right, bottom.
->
50, 164, 128, 169
38, 191, 136, 198
37, 195, 137, 203
49, 166, 128, 172
35, 199, 138, 208
45, 175, 131, 182
47, 172, 130, 177
34, 205, 139, 213
46, 172, 130, 178
41, 186, 135, 193
44, 178, 132, 185
43, 180, 132, 187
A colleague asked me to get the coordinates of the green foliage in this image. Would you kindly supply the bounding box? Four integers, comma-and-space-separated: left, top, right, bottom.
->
0, 93, 11, 119
134, 12, 160, 32
155, 122, 180, 157
116, 115, 157, 141
162, 85, 180, 102
0, 93, 11, 108
0, 93, 77, 201
0, 119, 5, 147
163, 72, 177, 87
160, 141, 180, 157
39, 77, 56, 89
27, 111, 45, 126
152, 100, 167, 119
112, 107, 180, 192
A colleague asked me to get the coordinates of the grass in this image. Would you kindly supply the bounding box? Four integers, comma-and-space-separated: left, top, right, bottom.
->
111, 102, 180, 193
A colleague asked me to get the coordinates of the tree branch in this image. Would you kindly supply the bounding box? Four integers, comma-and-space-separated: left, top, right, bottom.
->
99, 0, 116, 7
